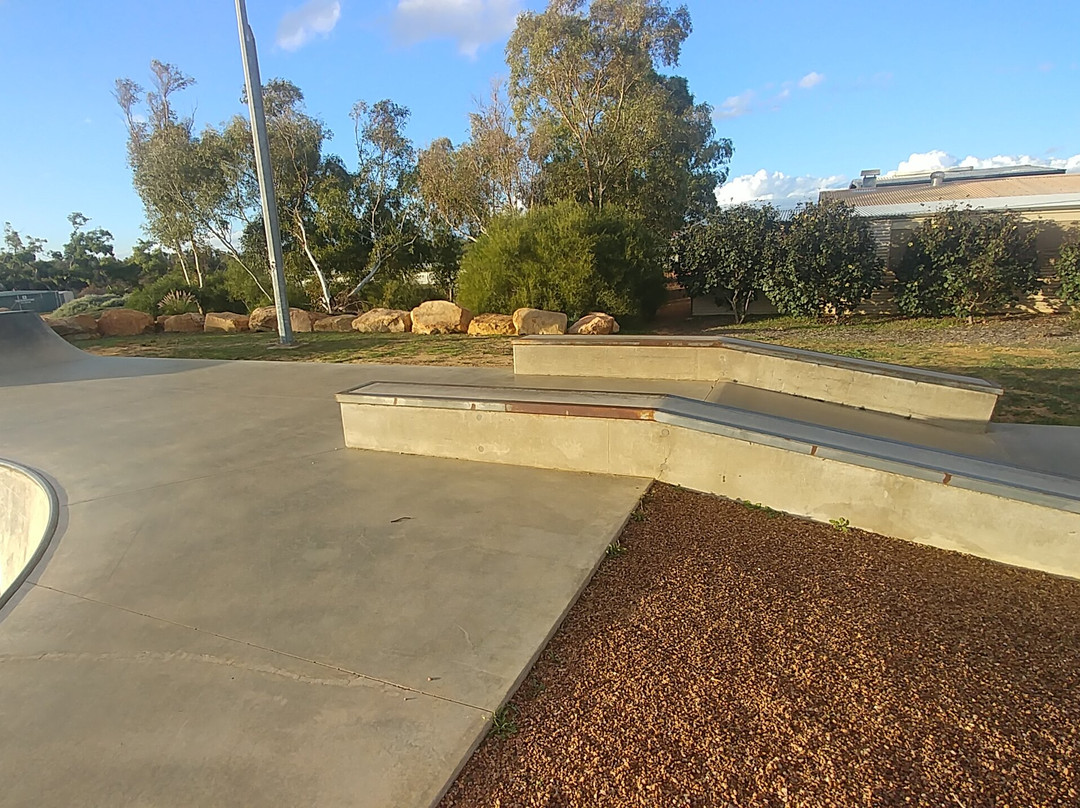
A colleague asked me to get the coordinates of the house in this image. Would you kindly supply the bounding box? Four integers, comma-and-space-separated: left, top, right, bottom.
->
821, 165, 1080, 313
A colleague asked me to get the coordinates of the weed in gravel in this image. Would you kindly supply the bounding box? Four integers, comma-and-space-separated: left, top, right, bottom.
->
741, 500, 781, 518
629, 507, 646, 522
605, 539, 628, 558
489, 705, 518, 739
830, 517, 851, 533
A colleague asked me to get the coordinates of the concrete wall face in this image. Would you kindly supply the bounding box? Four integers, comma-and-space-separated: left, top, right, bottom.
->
339, 400, 1080, 580
0, 462, 54, 599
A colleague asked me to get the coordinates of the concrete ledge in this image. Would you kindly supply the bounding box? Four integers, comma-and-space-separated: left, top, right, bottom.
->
0, 458, 59, 607
513, 335, 1002, 431
338, 383, 1080, 579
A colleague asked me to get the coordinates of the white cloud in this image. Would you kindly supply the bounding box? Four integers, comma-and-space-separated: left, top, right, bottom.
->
714, 71, 825, 120
891, 150, 1080, 175
393, 0, 520, 57
716, 90, 755, 119
277, 0, 341, 51
717, 150, 1080, 208
715, 169, 848, 207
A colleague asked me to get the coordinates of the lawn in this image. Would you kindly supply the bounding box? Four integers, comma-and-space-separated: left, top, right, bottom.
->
84, 313, 1080, 425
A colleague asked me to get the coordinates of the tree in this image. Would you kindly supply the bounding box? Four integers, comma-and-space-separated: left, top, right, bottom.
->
894, 208, 1040, 319
667, 204, 781, 323
417, 82, 537, 241
506, 0, 730, 235
344, 99, 424, 299
1056, 231, 1080, 308
456, 200, 665, 319
1, 224, 50, 290
764, 200, 881, 319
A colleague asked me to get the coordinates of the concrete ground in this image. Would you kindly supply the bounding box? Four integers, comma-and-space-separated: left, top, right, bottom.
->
0, 353, 711, 807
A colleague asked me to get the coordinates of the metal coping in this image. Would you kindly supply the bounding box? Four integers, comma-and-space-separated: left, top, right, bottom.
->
337, 381, 1080, 513
512, 335, 1003, 394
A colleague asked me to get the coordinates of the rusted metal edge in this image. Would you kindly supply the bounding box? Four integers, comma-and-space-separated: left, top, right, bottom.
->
505, 402, 656, 421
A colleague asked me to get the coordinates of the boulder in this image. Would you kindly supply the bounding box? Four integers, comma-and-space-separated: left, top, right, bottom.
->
154, 314, 170, 331
568, 312, 620, 336
467, 313, 516, 336
43, 314, 99, 339
249, 306, 315, 333
97, 308, 154, 337
313, 314, 355, 332
163, 312, 205, 333
203, 312, 250, 333
410, 300, 472, 335
513, 308, 567, 336
352, 308, 412, 333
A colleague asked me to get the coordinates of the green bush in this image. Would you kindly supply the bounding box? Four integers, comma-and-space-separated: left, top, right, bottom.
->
223, 261, 307, 312
51, 294, 124, 318
1053, 234, 1080, 308
667, 204, 782, 323
895, 208, 1039, 318
763, 199, 881, 319
456, 201, 665, 319
360, 277, 443, 312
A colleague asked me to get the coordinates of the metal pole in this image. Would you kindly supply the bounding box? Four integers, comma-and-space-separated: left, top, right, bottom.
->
235, 0, 293, 344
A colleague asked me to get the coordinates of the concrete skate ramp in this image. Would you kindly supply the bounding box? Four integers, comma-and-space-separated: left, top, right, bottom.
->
0, 459, 58, 608
0, 310, 87, 375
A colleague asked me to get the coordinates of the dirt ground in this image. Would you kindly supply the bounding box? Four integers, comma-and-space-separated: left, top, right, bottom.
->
441, 484, 1080, 808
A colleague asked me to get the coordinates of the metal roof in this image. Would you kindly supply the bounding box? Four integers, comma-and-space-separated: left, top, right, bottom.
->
821, 174, 1080, 208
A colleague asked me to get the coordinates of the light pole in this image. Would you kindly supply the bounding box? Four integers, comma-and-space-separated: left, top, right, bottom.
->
235, 0, 293, 345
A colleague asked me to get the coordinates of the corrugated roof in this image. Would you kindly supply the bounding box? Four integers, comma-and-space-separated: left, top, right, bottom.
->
821, 174, 1080, 206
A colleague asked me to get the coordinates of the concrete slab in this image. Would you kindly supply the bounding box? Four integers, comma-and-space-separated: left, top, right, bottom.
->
0, 346, 651, 807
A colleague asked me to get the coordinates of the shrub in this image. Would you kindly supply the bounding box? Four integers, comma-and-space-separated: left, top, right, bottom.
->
456, 201, 665, 319
763, 199, 881, 319
895, 208, 1039, 319
1054, 234, 1080, 308
667, 204, 782, 323
51, 294, 124, 318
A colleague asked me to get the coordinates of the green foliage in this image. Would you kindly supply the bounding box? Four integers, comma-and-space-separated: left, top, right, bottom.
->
457, 201, 664, 319
507, 0, 730, 235
668, 204, 781, 323
1057, 234, 1080, 307
764, 200, 881, 319
895, 209, 1040, 318
829, 517, 851, 533
51, 294, 125, 318
489, 705, 519, 740
605, 539, 628, 558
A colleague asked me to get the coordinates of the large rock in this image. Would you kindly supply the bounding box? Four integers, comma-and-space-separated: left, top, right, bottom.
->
513, 308, 567, 336
97, 308, 154, 337
249, 306, 315, 333
313, 314, 356, 332
203, 312, 250, 333
467, 313, 516, 336
163, 312, 205, 333
568, 312, 620, 336
411, 300, 473, 335
352, 308, 412, 333
44, 314, 99, 339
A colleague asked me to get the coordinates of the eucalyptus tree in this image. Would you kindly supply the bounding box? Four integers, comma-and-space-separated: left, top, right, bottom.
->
506, 0, 730, 234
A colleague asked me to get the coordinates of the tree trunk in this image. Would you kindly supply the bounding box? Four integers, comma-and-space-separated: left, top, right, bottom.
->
191, 243, 204, 288
295, 214, 331, 312
174, 240, 191, 285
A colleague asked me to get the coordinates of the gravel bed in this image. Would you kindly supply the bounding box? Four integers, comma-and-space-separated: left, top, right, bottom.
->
441, 484, 1080, 807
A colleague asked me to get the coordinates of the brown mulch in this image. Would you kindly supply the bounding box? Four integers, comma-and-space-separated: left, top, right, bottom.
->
440, 484, 1080, 808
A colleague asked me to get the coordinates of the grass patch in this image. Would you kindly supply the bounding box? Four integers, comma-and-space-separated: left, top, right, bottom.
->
85, 331, 514, 367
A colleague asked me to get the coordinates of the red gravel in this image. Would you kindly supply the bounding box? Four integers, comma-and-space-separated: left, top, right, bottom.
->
441, 484, 1080, 807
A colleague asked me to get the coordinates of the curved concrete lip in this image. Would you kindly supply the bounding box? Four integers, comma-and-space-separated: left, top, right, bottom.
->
0, 458, 60, 609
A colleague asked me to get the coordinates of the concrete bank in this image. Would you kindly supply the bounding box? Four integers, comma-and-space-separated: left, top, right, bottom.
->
0, 459, 58, 606
339, 383, 1080, 579
513, 335, 1003, 430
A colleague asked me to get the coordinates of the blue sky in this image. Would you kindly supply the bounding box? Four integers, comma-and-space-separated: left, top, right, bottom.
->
1, 0, 1077, 257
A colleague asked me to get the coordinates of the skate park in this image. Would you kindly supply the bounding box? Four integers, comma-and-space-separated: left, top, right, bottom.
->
2, 308, 1079, 806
